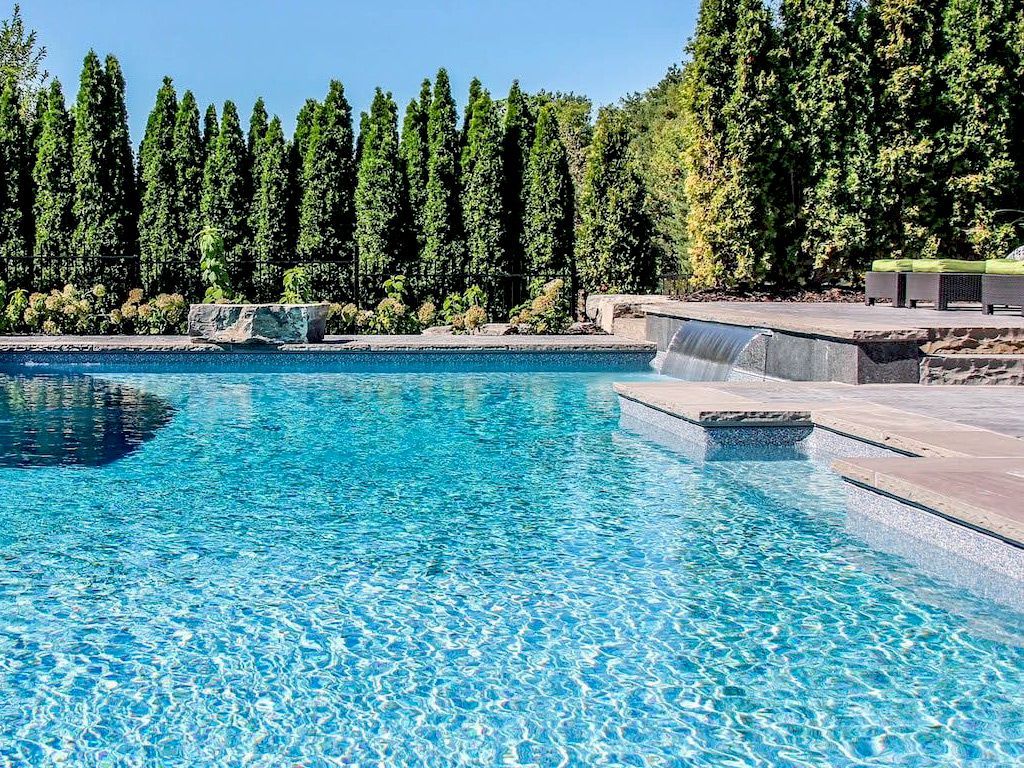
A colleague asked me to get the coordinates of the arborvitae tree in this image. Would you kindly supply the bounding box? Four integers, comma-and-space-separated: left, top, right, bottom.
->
868, 0, 944, 261
780, 0, 873, 280
532, 91, 593, 226
174, 90, 203, 297
201, 104, 218, 163
201, 100, 252, 280
138, 77, 181, 294
103, 55, 137, 265
460, 90, 506, 276
0, 80, 30, 284
399, 78, 430, 254
247, 97, 268, 159
939, 0, 1019, 259
356, 88, 411, 278
289, 98, 318, 253
32, 78, 75, 287
423, 68, 464, 286
298, 80, 356, 298
524, 104, 574, 274
681, 0, 738, 287
461, 77, 483, 161
716, 0, 787, 286
501, 81, 535, 272
576, 108, 655, 293
70, 51, 119, 286
252, 116, 292, 300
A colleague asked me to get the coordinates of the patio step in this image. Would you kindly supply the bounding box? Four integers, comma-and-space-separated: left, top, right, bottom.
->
921, 354, 1024, 385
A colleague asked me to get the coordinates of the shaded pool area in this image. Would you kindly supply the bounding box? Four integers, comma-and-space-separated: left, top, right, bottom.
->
0, 358, 1020, 765
0, 374, 173, 468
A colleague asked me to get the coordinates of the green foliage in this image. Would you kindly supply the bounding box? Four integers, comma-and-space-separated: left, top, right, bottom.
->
201, 103, 218, 163
576, 108, 655, 293
0, 4, 47, 111
201, 99, 251, 289
531, 91, 593, 225
71, 52, 136, 290
247, 96, 268, 167
524, 104, 574, 274
938, 0, 1020, 259
460, 89, 506, 276
138, 76, 182, 295
400, 79, 431, 254
173, 90, 204, 297
357, 274, 428, 334
509, 278, 572, 334
298, 80, 356, 296
356, 89, 412, 277
423, 69, 464, 280
717, 0, 787, 285
197, 225, 236, 303
441, 283, 487, 333
868, 0, 944, 261
501, 81, 535, 270
461, 77, 483, 155
281, 265, 313, 303
0, 79, 30, 285
780, 0, 873, 281
251, 116, 292, 300
111, 288, 188, 334
620, 68, 690, 275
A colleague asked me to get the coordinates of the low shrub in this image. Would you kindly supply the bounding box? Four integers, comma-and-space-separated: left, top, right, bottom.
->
509, 278, 572, 334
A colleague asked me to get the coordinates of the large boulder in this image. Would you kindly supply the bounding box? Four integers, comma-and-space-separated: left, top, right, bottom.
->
188, 303, 329, 345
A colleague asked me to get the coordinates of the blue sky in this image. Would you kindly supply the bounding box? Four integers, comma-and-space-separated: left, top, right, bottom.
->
23, 0, 697, 143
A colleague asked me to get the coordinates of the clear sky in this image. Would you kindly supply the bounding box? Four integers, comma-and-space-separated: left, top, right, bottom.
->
23, 0, 697, 144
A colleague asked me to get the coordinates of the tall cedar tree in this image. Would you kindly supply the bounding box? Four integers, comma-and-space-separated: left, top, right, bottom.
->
523, 104, 574, 274
298, 80, 356, 298
717, 0, 787, 286
356, 89, 411, 278
252, 116, 292, 300
460, 89, 506, 276
174, 90, 204, 297
460, 77, 483, 168
681, 0, 738, 287
289, 98, 318, 251
247, 97, 268, 162
399, 79, 431, 254
72, 52, 136, 288
201, 100, 251, 289
576, 108, 655, 293
423, 68, 464, 287
138, 77, 181, 294
0, 80, 30, 284
868, 0, 944, 260
201, 104, 218, 163
32, 78, 75, 287
939, 0, 1019, 259
103, 55, 137, 264
780, 0, 873, 281
501, 81, 534, 272
533, 91, 594, 227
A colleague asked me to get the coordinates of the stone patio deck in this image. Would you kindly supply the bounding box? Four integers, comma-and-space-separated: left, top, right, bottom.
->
614, 380, 1024, 547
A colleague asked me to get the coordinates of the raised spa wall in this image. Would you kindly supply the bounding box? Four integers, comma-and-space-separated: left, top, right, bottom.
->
646, 313, 922, 385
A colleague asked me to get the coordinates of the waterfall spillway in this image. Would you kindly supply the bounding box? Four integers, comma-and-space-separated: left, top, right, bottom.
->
659, 320, 762, 381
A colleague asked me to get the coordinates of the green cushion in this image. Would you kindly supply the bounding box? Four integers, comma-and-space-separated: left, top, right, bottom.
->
985, 259, 1024, 275
911, 259, 987, 274
871, 259, 914, 272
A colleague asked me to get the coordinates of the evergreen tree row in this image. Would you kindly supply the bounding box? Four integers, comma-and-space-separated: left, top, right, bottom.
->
4, 53, 658, 306
682, 0, 1024, 290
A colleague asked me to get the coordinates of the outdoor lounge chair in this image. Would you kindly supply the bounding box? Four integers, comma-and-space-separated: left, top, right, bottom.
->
865, 259, 913, 306
904, 259, 984, 311
982, 259, 1024, 316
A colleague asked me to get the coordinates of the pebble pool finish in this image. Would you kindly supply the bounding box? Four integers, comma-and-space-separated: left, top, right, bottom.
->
0, 358, 1022, 766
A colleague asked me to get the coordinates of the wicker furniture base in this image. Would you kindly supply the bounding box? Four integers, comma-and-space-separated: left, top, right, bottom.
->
906, 273, 982, 311
982, 274, 1024, 316
865, 271, 906, 307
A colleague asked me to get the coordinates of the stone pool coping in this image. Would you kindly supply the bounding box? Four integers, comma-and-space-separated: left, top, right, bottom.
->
0, 334, 656, 354
614, 380, 1024, 547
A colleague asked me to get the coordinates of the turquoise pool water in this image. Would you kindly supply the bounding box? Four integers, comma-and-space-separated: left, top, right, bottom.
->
0, 359, 1022, 766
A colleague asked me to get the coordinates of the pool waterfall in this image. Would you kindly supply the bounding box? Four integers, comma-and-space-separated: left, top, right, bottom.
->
658, 319, 767, 381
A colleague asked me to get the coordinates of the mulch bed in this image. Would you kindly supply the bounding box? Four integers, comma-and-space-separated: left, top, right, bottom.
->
670, 287, 865, 304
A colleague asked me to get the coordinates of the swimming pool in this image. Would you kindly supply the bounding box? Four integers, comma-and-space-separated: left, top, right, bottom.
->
0, 356, 1022, 766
